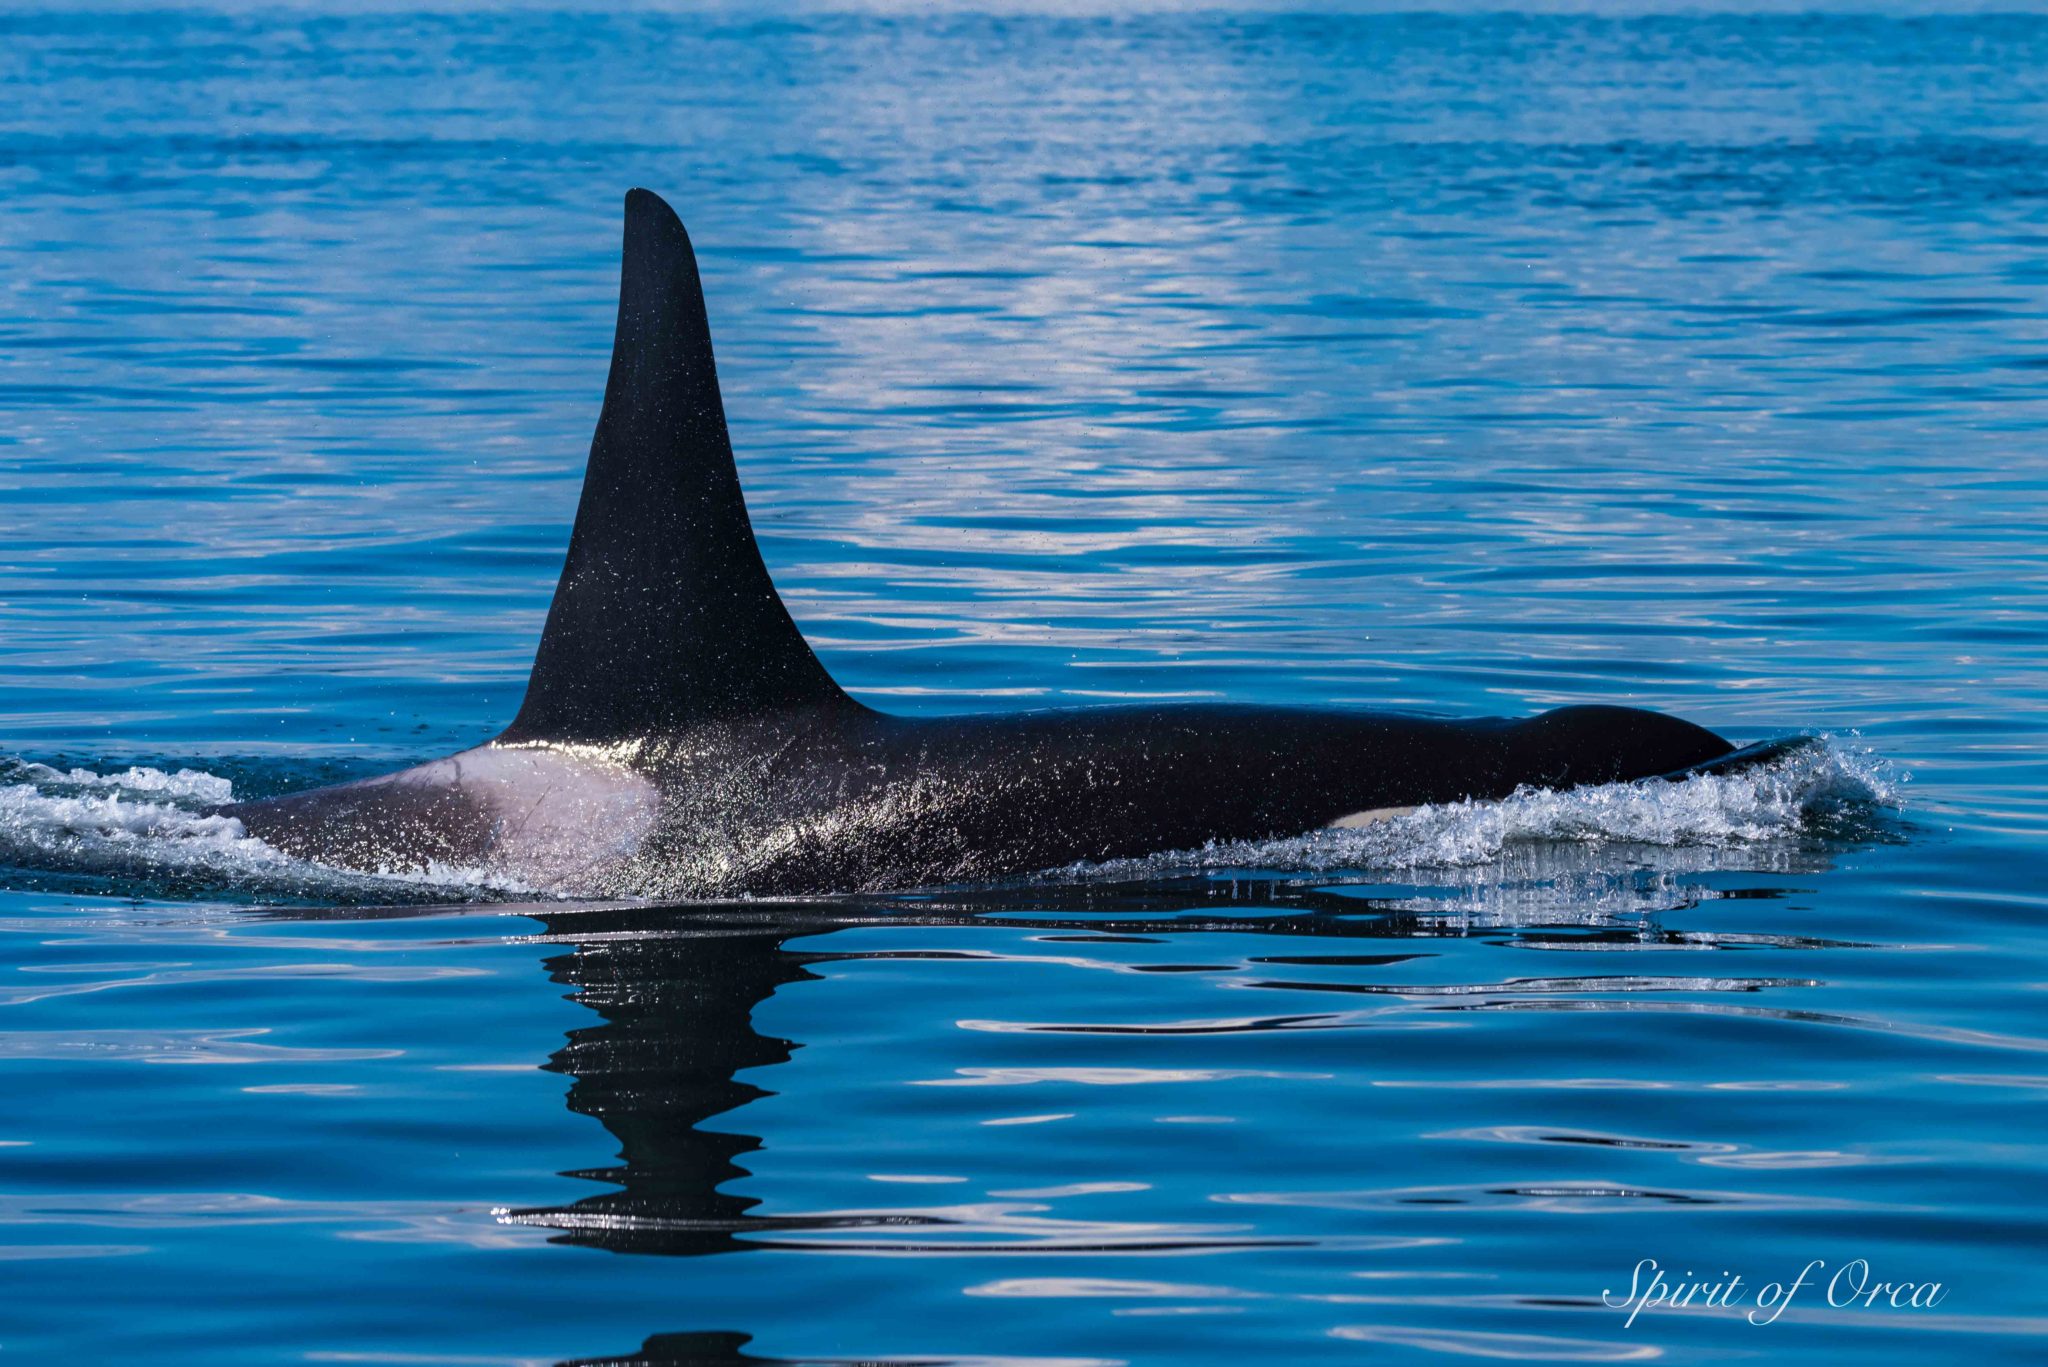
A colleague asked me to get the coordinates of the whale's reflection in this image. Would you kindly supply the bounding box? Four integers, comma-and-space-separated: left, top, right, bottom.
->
497, 844, 1854, 1261
504, 890, 1355, 1258
557, 1331, 792, 1366
514, 906, 815, 1257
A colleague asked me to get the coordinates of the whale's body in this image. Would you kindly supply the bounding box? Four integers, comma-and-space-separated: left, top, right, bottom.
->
225, 189, 1747, 898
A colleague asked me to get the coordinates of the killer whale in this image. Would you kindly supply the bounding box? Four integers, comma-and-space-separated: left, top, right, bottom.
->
223, 188, 1764, 898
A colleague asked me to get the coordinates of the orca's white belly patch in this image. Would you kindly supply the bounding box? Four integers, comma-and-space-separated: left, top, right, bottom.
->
400, 742, 657, 893
1326, 805, 1419, 829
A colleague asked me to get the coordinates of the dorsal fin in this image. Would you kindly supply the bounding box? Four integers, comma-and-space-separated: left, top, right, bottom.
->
503, 189, 854, 742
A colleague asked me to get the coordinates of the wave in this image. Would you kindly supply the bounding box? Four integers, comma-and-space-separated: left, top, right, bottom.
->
0, 758, 517, 905
1054, 735, 1900, 884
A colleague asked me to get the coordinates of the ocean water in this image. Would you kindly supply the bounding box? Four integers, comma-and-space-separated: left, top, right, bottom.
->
1, 6, 2045, 1362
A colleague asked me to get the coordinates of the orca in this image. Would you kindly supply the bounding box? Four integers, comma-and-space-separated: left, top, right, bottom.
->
222, 188, 1773, 899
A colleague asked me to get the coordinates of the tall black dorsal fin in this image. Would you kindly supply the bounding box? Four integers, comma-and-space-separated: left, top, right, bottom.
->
504, 189, 854, 742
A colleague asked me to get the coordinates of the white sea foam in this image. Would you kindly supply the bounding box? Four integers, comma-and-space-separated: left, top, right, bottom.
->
8, 762, 235, 805
1055, 735, 1899, 885
0, 759, 514, 903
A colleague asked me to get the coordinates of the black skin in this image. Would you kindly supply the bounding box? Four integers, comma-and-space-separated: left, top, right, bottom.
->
621, 700, 1734, 894
225, 700, 1732, 897
218, 189, 1745, 898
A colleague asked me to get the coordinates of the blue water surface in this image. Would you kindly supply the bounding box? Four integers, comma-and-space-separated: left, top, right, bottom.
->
1, 6, 2045, 1363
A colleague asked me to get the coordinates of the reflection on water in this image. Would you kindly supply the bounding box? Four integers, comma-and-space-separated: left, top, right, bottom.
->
2, 821, 2046, 1363
423, 845, 2027, 1362
515, 909, 813, 1259
558, 1333, 815, 1367
508, 864, 1881, 1266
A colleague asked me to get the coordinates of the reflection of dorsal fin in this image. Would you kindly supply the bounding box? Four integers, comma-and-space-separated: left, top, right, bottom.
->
504, 189, 854, 742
